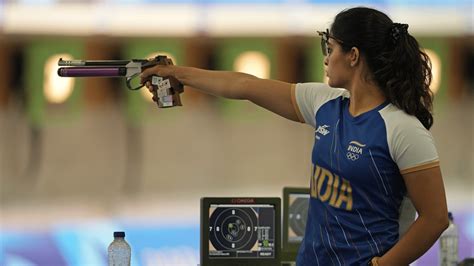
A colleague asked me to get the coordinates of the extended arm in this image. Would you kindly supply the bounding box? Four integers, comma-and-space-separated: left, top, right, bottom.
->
377, 166, 449, 265
140, 65, 300, 122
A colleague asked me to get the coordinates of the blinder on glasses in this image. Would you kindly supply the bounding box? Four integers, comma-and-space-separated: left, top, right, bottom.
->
317, 29, 349, 56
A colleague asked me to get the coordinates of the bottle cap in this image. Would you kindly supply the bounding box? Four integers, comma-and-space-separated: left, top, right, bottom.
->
114, 231, 125, 238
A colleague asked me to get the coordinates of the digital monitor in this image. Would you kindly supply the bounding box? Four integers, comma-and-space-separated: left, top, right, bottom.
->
200, 197, 281, 266
282, 187, 310, 262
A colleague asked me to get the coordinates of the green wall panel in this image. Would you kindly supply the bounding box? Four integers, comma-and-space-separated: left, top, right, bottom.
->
215, 38, 277, 119
306, 38, 326, 83
26, 38, 84, 126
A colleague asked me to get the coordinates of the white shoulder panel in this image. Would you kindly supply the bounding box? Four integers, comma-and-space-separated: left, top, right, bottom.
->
379, 104, 439, 174
294, 83, 348, 128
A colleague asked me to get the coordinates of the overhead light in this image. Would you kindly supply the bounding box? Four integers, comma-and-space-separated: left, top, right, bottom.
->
44, 54, 75, 104
425, 49, 441, 94
233, 51, 270, 79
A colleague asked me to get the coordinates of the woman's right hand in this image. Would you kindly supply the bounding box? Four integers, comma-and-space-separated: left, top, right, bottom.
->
140, 65, 177, 85
140, 65, 180, 101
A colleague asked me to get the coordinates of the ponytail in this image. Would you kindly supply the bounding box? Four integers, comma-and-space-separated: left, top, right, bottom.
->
373, 24, 434, 130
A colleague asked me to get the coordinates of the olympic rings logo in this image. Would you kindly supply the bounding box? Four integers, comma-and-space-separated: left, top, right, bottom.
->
346, 152, 360, 161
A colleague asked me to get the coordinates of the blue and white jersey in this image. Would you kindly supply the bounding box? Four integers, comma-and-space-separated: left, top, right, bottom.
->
291, 83, 439, 265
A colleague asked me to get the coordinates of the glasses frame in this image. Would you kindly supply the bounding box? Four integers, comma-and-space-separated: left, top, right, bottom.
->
317, 29, 350, 56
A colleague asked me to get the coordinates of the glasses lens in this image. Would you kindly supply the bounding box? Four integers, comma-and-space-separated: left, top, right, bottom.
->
321, 38, 328, 56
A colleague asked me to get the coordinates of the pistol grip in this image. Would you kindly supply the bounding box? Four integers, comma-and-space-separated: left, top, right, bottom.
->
149, 75, 183, 108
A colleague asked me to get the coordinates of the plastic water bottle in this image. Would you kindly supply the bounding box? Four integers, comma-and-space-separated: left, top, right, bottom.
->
439, 212, 458, 266
108, 231, 131, 266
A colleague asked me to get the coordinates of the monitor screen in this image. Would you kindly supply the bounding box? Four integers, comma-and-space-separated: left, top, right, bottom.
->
201, 197, 281, 266
282, 187, 310, 262
287, 193, 309, 243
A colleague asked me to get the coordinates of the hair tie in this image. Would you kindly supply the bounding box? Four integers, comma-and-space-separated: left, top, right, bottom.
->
391, 23, 409, 44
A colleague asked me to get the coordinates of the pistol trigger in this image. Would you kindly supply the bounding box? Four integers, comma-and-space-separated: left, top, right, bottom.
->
126, 76, 133, 90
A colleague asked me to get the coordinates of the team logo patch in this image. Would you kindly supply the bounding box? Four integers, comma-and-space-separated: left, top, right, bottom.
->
315, 125, 330, 140
346, 141, 365, 161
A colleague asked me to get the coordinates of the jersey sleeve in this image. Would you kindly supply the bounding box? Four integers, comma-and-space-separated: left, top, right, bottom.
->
291, 82, 347, 128
381, 105, 440, 174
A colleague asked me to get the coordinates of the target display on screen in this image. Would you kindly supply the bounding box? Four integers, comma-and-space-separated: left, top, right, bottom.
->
282, 187, 310, 263
201, 197, 281, 266
287, 194, 309, 243
209, 204, 274, 258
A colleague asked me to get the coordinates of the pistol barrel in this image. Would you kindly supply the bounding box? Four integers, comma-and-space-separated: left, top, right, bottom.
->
57, 67, 127, 77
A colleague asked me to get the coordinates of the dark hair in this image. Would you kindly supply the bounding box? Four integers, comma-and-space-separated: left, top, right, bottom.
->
331, 7, 434, 129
